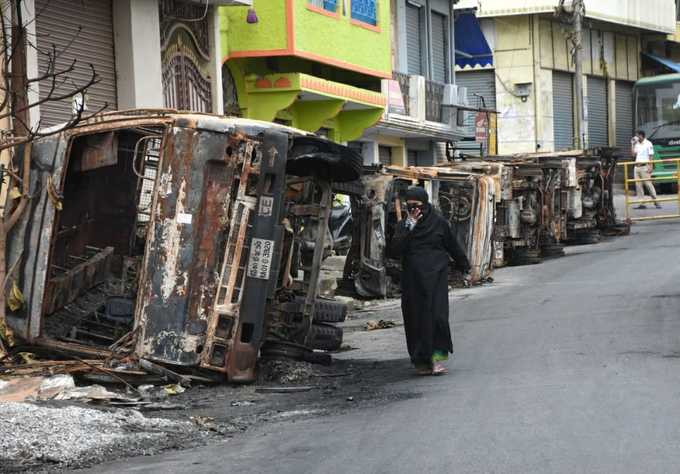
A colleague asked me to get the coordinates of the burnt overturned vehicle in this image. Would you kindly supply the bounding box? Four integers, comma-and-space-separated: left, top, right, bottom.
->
6, 112, 359, 382
342, 165, 497, 298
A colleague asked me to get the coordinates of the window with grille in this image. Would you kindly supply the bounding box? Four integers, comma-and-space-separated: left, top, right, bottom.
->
351, 0, 377, 25
309, 0, 338, 12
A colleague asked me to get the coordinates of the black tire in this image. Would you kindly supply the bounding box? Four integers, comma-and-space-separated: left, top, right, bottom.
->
309, 323, 343, 352
509, 248, 543, 266
541, 243, 565, 260
291, 298, 348, 323
568, 230, 601, 245
312, 300, 348, 323
288, 137, 363, 182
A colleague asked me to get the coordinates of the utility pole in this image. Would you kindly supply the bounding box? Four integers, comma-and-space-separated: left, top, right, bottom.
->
572, 0, 586, 150
557, 0, 587, 149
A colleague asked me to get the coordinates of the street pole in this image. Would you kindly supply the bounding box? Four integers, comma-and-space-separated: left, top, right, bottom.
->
572, 0, 586, 150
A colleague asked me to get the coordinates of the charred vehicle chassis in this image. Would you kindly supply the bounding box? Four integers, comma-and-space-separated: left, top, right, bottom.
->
342, 165, 496, 298
5, 112, 360, 382
482, 157, 568, 265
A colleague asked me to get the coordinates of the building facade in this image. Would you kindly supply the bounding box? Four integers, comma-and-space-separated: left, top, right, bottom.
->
358, 0, 465, 167
23, 0, 250, 129
455, 0, 676, 154
219, 0, 391, 144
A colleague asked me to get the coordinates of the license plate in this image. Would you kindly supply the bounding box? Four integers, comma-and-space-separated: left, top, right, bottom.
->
247, 238, 275, 280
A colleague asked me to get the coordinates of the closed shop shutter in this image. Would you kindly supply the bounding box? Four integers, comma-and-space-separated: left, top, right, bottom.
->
455, 70, 497, 138
431, 12, 448, 83
615, 81, 634, 147
587, 76, 608, 147
407, 150, 419, 166
378, 146, 392, 165
35, 0, 117, 127
553, 72, 574, 151
406, 4, 423, 75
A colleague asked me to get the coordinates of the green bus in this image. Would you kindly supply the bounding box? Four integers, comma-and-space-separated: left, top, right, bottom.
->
634, 73, 680, 191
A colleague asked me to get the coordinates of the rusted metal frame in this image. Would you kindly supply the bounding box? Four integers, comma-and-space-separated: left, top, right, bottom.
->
226, 130, 289, 382
33, 135, 81, 339
302, 180, 332, 346
130, 127, 171, 350
222, 141, 257, 306
200, 141, 258, 371
289, 204, 322, 217
42, 246, 114, 316
32, 337, 118, 359
132, 135, 163, 179
61, 117, 174, 141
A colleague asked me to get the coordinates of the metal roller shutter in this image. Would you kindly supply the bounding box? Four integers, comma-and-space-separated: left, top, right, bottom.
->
35, 0, 117, 127
553, 72, 574, 151
587, 76, 608, 147
431, 12, 448, 83
455, 71, 497, 138
615, 81, 634, 147
406, 4, 423, 75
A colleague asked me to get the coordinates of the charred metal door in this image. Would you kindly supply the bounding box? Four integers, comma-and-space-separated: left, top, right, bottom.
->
135, 127, 234, 366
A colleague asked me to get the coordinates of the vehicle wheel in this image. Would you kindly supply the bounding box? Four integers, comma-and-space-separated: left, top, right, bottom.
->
290, 298, 348, 323
509, 248, 543, 266
568, 230, 601, 245
312, 300, 348, 323
288, 137, 363, 182
309, 323, 343, 351
541, 242, 565, 259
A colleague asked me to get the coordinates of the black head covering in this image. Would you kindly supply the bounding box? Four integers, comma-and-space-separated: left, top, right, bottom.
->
404, 186, 429, 204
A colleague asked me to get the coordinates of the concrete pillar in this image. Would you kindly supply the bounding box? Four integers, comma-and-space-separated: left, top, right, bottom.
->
208, 6, 224, 115
362, 141, 379, 166
392, 144, 406, 167
409, 75, 426, 122
21, 0, 40, 129
113, 0, 163, 109
608, 78, 616, 147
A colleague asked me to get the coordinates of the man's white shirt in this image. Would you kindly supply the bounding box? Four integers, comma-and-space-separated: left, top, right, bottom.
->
634, 139, 654, 163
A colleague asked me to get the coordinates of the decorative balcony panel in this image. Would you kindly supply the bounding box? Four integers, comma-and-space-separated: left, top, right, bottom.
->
425, 80, 445, 123
244, 72, 386, 141
392, 71, 411, 116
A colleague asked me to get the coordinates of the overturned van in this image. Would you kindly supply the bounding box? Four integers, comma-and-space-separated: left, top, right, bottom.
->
342, 165, 497, 298
5, 111, 360, 382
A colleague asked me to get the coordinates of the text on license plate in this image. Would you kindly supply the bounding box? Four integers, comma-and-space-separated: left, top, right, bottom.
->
247, 238, 275, 280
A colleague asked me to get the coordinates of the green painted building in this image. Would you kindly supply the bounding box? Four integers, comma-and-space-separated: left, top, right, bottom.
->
220, 0, 391, 142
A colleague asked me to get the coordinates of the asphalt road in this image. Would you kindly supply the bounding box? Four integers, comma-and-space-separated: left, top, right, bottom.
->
88, 218, 680, 474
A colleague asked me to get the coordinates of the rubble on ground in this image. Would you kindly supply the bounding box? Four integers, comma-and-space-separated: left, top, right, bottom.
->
0, 402, 205, 471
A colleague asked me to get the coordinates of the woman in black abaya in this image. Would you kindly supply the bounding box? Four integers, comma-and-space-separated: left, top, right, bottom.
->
391, 186, 470, 375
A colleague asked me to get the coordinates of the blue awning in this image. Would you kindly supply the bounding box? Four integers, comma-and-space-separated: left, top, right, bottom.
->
455, 13, 493, 69
642, 52, 680, 73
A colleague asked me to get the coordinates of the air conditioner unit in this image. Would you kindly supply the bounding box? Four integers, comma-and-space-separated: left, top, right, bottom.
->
458, 86, 469, 106
442, 84, 459, 106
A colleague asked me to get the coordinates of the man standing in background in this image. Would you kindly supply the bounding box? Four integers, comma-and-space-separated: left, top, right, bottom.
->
631, 130, 661, 210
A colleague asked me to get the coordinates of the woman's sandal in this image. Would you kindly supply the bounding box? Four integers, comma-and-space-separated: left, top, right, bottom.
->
432, 362, 448, 376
